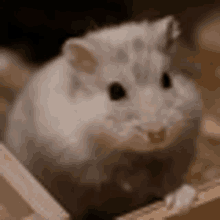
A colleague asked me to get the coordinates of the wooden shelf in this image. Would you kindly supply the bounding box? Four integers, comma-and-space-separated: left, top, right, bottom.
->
117, 178, 220, 220
0, 143, 70, 220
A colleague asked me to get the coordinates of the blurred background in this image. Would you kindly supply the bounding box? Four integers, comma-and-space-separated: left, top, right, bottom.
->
1, 0, 220, 218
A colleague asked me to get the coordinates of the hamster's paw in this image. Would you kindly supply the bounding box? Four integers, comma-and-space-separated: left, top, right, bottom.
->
165, 184, 197, 215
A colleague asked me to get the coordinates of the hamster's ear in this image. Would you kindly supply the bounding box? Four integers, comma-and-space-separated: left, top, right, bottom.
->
154, 16, 180, 51
62, 39, 99, 74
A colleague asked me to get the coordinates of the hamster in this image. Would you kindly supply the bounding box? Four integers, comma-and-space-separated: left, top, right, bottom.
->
4, 15, 202, 219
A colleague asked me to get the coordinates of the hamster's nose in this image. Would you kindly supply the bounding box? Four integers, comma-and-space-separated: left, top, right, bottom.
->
148, 128, 166, 143
136, 126, 166, 144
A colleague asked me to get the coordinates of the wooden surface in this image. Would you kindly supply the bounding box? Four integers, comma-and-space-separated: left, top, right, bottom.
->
0, 143, 70, 220
117, 177, 220, 220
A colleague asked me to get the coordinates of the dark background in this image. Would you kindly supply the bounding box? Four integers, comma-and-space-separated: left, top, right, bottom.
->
0, 0, 219, 65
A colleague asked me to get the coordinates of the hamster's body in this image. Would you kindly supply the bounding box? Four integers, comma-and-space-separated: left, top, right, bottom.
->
4, 16, 202, 219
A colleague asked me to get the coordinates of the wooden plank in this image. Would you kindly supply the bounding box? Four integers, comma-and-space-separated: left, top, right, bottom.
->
0, 143, 70, 220
22, 213, 45, 220
117, 178, 220, 220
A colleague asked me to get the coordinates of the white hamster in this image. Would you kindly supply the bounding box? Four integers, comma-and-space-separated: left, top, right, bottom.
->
4, 15, 202, 219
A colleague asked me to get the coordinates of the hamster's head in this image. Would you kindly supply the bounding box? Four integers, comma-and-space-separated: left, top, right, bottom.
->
61, 15, 202, 155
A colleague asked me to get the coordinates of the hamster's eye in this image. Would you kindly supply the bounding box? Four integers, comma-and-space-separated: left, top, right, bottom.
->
161, 72, 172, 89
108, 82, 126, 101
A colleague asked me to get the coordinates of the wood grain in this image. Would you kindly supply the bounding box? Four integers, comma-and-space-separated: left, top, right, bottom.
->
0, 143, 70, 220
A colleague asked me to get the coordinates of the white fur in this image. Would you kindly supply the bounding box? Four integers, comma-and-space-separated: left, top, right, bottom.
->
5, 15, 202, 218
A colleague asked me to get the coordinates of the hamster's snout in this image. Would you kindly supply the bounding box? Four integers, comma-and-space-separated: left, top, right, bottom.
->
135, 126, 166, 144
147, 129, 166, 144
105, 115, 168, 144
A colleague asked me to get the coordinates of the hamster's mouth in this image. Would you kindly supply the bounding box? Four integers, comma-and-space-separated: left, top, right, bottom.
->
104, 118, 167, 144
135, 126, 166, 144
103, 112, 187, 151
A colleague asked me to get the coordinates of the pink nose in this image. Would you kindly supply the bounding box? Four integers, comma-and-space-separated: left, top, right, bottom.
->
148, 128, 166, 143
135, 123, 166, 144
140, 128, 166, 144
